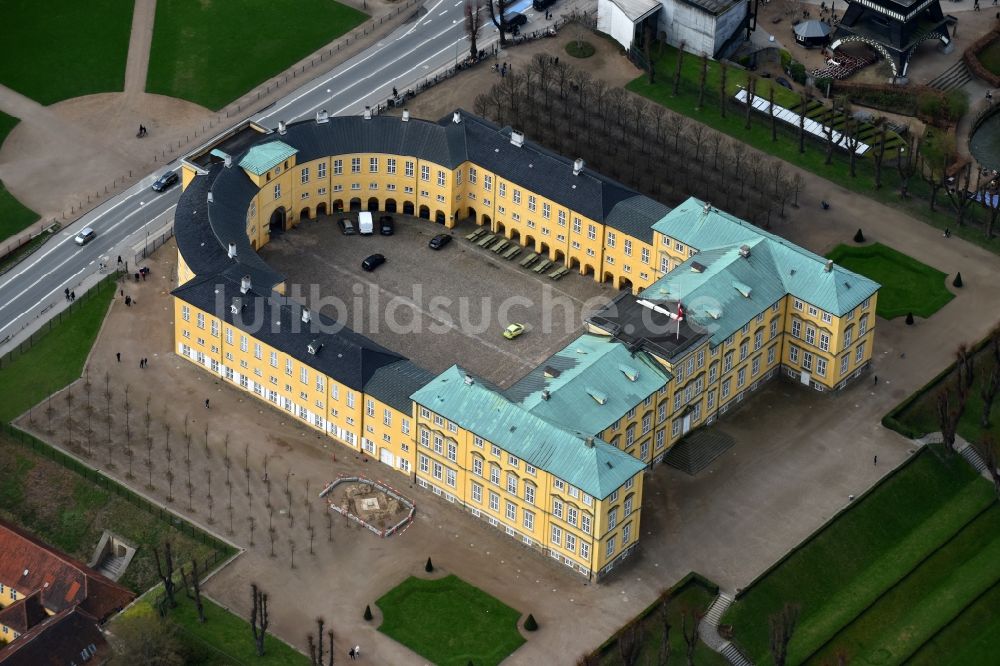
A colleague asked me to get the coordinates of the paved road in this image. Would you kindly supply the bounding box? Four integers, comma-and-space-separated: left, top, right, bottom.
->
0, 0, 553, 354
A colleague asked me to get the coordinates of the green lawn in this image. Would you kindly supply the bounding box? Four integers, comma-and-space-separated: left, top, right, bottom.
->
825, 243, 954, 319
0, 279, 114, 422
723, 447, 993, 665
0, 179, 40, 241
123, 596, 309, 665
0, 111, 19, 146
0, 0, 133, 105
808, 503, 1000, 664
893, 337, 1000, 445
977, 37, 1000, 77
146, 0, 367, 110
377, 575, 526, 666
909, 578, 1000, 665
593, 575, 727, 666
0, 429, 232, 593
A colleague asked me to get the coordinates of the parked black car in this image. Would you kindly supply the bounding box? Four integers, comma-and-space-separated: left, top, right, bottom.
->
502, 12, 527, 30
380, 215, 394, 235
338, 218, 356, 235
361, 254, 386, 271
428, 234, 452, 250
151, 171, 179, 192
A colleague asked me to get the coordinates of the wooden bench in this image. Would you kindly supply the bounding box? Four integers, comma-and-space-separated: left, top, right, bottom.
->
548, 266, 571, 280
465, 227, 487, 241
490, 238, 509, 253
502, 245, 522, 260
476, 233, 496, 247
519, 252, 538, 267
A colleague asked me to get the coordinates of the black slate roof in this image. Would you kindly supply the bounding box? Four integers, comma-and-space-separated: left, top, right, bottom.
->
172, 275, 407, 392
364, 360, 437, 414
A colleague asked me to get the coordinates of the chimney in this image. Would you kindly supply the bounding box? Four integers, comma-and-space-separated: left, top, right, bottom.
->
227, 242, 237, 259
584, 436, 594, 448
452, 111, 462, 124
402, 110, 410, 122
464, 374, 475, 386
224, 154, 232, 168
824, 259, 834, 272
207, 192, 214, 204
301, 308, 311, 324
230, 297, 241, 314
316, 109, 329, 124
703, 201, 712, 214
542, 389, 550, 401
278, 121, 287, 135
363, 106, 372, 120
510, 130, 525, 148
738, 244, 751, 259
240, 275, 251, 294
573, 158, 585, 176
307, 340, 322, 355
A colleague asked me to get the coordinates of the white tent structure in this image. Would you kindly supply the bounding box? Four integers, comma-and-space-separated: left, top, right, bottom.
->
599, 0, 747, 59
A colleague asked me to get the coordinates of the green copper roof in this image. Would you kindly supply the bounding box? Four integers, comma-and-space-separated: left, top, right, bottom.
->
238, 141, 298, 176
411, 366, 645, 499
651, 198, 879, 317
505, 334, 671, 435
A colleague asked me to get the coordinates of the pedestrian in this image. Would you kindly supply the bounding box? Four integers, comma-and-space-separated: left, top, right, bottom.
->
354, 645, 360, 658
70, 291, 75, 301
65, 288, 70, 300
205, 398, 210, 409
349, 647, 355, 660
135, 272, 140, 282
139, 359, 143, 368
120, 289, 124, 298
117, 255, 122, 265
873, 374, 878, 386
116, 352, 121, 363
125, 296, 131, 307
874, 455, 878, 466
141, 270, 146, 281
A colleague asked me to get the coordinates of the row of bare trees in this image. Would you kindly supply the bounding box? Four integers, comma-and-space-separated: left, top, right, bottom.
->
473, 54, 803, 228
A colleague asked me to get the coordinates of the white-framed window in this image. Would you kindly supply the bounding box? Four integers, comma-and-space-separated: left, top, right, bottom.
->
802, 352, 813, 371
351, 157, 361, 173
816, 357, 828, 377
420, 164, 430, 181
856, 341, 866, 363
446, 468, 456, 487
551, 525, 562, 546
768, 345, 776, 365
472, 482, 483, 503
512, 189, 521, 204
524, 484, 535, 505
790, 346, 799, 363
273, 183, 281, 199
523, 509, 534, 531
792, 320, 802, 338
841, 354, 850, 375
606, 536, 616, 558
808, 305, 818, 317
300, 167, 310, 184
489, 491, 500, 511
752, 356, 761, 376
490, 464, 500, 485
472, 457, 483, 477
317, 162, 327, 178
580, 541, 590, 561
419, 454, 429, 473
506, 473, 518, 495
794, 299, 803, 311
437, 170, 446, 187
623, 239, 632, 256
806, 326, 816, 346
483, 173, 492, 191
506, 501, 516, 521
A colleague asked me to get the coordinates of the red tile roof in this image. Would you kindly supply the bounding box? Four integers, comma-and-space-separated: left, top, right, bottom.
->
0, 606, 109, 666
0, 519, 134, 622
0, 591, 47, 634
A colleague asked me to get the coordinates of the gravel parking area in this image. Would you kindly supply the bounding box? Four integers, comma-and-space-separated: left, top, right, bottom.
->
260, 213, 614, 387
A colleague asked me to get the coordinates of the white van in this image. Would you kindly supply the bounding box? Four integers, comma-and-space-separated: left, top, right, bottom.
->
358, 211, 374, 235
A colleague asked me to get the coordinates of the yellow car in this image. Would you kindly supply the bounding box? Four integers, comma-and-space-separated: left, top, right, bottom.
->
503, 323, 526, 340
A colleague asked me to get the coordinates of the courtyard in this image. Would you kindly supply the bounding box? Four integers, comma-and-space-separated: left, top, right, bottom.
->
260, 212, 612, 387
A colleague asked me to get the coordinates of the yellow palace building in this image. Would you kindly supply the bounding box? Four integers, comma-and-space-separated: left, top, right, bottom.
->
172, 110, 879, 580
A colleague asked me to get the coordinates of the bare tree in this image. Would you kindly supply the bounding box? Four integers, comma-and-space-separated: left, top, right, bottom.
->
981, 363, 1000, 428
153, 542, 177, 610
719, 60, 728, 118
978, 179, 1000, 239
180, 559, 206, 623
250, 583, 270, 657
680, 609, 700, 665
978, 436, 1000, 499
485, 0, 512, 46
672, 43, 686, 96
769, 86, 777, 143
697, 54, 708, 110
658, 600, 672, 666
944, 162, 980, 227
744, 75, 757, 130
768, 603, 800, 666
937, 377, 968, 454
618, 622, 642, 666
123, 385, 133, 478
797, 92, 809, 154
464, 0, 486, 60
957, 344, 975, 390
897, 132, 918, 198
308, 617, 334, 666
65, 384, 74, 450
289, 540, 296, 569
873, 118, 888, 188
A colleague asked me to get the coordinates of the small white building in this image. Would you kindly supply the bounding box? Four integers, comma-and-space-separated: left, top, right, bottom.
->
598, 0, 748, 59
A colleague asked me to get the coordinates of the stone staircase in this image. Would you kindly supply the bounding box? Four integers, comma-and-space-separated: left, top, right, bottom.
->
928, 60, 972, 92
699, 592, 753, 666
959, 442, 988, 474
96, 553, 128, 581
662, 430, 735, 476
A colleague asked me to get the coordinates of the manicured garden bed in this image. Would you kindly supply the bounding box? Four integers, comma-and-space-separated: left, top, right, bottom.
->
0, 0, 133, 105
826, 243, 953, 319
146, 0, 367, 110
376, 575, 525, 666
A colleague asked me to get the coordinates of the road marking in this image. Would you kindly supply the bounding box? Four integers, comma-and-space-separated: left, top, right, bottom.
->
0, 188, 150, 292
263, 0, 453, 121
0, 204, 176, 314
439, 10, 448, 14
423, 20, 433, 24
